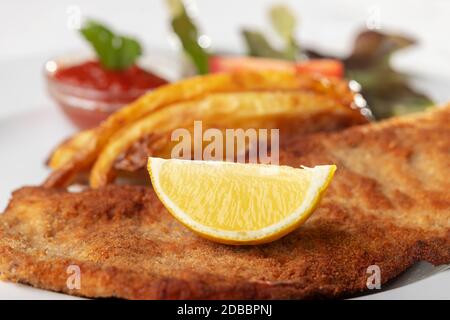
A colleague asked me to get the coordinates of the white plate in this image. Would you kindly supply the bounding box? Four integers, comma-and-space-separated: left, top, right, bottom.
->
0, 51, 449, 300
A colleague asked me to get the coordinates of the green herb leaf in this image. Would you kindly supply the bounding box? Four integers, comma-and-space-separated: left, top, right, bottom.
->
307, 30, 434, 119
80, 20, 142, 70
242, 30, 286, 59
345, 30, 416, 69
348, 68, 433, 119
344, 31, 433, 119
241, 5, 300, 61
167, 0, 209, 74
269, 5, 299, 60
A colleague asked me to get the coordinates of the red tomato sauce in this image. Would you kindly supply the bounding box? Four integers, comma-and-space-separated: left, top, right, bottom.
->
54, 60, 168, 94
48, 60, 168, 129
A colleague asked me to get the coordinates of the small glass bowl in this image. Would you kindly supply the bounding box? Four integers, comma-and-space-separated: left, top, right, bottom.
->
44, 53, 155, 129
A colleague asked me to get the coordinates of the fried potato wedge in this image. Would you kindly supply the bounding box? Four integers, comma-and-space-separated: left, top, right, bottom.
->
89, 91, 368, 187
45, 70, 363, 188
47, 129, 97, 169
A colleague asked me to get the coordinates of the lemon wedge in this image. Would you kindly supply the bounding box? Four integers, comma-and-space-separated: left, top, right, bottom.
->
148, 157, 336, 245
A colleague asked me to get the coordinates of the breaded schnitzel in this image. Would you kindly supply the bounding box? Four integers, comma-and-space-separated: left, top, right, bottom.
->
0, 106, 449, 299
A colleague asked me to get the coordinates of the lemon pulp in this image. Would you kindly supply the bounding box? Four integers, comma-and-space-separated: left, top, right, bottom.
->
148, 158, 336, 244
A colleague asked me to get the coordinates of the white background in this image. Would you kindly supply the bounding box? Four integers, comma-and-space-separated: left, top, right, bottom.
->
0, 0, 449, 299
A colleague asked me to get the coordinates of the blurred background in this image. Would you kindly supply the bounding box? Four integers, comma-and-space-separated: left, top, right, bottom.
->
1, 0, 449, 119
2, 0, 450, 60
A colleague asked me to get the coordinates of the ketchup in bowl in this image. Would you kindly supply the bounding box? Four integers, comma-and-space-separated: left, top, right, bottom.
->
46, 59, 168, 129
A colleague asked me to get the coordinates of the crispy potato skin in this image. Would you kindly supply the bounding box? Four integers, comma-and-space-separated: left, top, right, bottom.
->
1, 106, 449, 299
44, 70, 363, 188
89, 91, 368, 187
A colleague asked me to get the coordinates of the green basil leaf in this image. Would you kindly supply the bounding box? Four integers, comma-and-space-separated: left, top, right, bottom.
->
80, 20, 142, 70
116, 36, 142, 70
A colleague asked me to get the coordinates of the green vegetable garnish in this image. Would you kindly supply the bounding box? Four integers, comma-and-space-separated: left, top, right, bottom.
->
162, 2, 434, 119
242, 4, 300, 61
80, 19, 142, 70
307, 30, 434, 119
166, 0, 209, 74
269, 5, 299, 60
240, 4, 433, 119
342, 31, 434, 119
242, 30, 286, 59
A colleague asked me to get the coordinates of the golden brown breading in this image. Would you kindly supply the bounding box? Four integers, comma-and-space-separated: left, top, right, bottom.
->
0, 107, 449, 299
